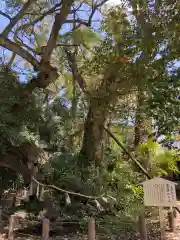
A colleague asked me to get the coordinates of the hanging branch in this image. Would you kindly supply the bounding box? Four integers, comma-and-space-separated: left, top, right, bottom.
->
104, 127, 151, 179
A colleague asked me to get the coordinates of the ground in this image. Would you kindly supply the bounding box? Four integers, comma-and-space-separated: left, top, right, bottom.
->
0, 205, 180, 239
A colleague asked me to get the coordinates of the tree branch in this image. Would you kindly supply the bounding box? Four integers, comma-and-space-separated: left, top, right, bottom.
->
0, 35, 40, 70
104, 127, 151, 179
87, 0, 109, 26
0, 11, 11, 20
57, 44, 79, 47
13, 2, 63, 40
65, 19, 89, 26
65, 49, 86, 90
30, 67, 58, 88
2, 0, 35, 36
0, 1, 77, 103
42, 0, 75, 63
13, 30, 39, 56
8, 52, 16, 66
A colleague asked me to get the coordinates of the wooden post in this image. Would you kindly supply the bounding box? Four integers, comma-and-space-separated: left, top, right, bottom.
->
8, 215, 16, 240
88, 217, 96, 240
159, 207, 166, 240
138, 213, 147, 240
168, 207, 176, 233
42, 218, 50, 240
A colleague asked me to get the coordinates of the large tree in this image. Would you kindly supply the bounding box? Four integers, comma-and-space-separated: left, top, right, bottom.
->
0, 0, 108, 181
0, 0, 179, 191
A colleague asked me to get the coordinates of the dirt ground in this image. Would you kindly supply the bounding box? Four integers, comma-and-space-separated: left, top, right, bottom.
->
1, 207, 180, 240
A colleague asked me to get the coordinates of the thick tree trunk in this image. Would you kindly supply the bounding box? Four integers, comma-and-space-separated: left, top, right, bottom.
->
79, 98, 109, 167
79, 63, 121, 168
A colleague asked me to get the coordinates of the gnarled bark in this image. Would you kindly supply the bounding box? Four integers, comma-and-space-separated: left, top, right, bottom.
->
79, 64, 122, 167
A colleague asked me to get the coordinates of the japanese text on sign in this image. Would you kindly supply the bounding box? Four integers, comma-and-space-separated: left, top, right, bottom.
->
142, 178, 177, 207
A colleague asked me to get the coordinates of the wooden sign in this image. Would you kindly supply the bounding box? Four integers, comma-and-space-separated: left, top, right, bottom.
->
142, 178, 177, 207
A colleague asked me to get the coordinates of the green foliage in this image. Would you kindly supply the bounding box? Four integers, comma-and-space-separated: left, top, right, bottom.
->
41, 145, 144, 225
60, 27, 101, 48
0, 66, 43, 150
152, 149, 179, 176
147, 71, 180, 134
139, 139, 179, 176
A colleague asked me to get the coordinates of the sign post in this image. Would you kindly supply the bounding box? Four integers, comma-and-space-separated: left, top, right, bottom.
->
168, 207, 176, 233
142, 177, 177, 240
159, 206, 166, 240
